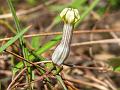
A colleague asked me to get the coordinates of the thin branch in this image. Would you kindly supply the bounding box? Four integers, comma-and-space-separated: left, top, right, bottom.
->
14, 73, 52, 88
64, 64, 120, 75
109, 31, 120, 46
85, 75, 108, 87
63, 64, 111, 72
34, 61, 52, 64
7, 68, 27, 90
0, 70, 12, 76
0, 0, 56, 19
104, 79, 117, 90
5, 50, 45, 70
0, 29, 120, 42
71, 38, 120, 46
11, 76, 24, 90
5, 50, 36, 66
64, 74, 109, 90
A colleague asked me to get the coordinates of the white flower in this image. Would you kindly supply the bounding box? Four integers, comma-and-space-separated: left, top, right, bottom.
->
60, 8, 80, 24
52, 8, 80, 66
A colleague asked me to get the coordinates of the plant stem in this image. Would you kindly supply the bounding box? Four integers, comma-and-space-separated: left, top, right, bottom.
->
7, 0, 32, 89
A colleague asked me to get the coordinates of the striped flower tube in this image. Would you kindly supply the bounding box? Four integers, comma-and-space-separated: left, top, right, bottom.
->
52, 8, 80, 65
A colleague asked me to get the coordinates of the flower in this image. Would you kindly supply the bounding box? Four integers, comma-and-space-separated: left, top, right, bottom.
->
52, 8, 80, 65
60, 8, 80, 24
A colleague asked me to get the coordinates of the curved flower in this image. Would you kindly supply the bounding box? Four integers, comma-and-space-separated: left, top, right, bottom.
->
52, 8, 80, 65
52, 24, 73, 65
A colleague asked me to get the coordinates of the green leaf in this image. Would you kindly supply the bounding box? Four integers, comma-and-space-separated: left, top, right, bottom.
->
70, 0, 87, 8
27, 0, 37, 5
75, 0, 100, 27
53, 15, 61, 25
107, 57, 120, 71
49, 5, 66, 12
31, 35, 62, 59
114, 67, 120, 71
0, 26, 30, 53
7, 0, 21, 33
31, 36, 41, 49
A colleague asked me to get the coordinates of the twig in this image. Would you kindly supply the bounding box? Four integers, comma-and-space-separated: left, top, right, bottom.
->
104, 79, 117, 90
34, 61, 52, 64
71, 38, 120, 46
63, 64, 120, 74
0, 70, 12, 76
0, 20, 16, 34
63, 64, 108, 71
5, 50, 45, 70
14, 73, 53, 88
10, 76, 24, 90
5, 50, 36, 66
64, 74, 109, 90
5, 49, 52, 67
2, 33, 120, 48
64, 81, 78, 90
0, 0, 57, 19
0, 29, 120, 42
7, 68, 27, 90
109, 31, 120, 46
44, 84, 49, 90
85, 75, 108, 87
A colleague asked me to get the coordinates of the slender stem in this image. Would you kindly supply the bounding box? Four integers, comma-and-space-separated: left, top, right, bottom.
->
7, 0, 32, 88
7, 68, 27, 90
1, 29, 120, 42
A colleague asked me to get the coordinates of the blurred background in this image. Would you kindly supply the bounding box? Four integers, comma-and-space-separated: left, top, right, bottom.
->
0, 0, 120, 90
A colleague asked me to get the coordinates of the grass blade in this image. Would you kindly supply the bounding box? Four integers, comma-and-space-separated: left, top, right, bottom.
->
7, 0, 33, 86
29, 35, 62, 60
0, 26, 30, 53
56, 75, 68, 90
31, 36, 41, 50
7, 0, 21, 32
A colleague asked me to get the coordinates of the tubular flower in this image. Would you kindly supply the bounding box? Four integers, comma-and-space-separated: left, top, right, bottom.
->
52, 8, 80, 65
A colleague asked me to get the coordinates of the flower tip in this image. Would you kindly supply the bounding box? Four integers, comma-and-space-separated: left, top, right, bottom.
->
60, 8, 80, 24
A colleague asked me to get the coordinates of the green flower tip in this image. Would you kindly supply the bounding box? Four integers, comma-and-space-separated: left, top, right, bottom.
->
60, 8, 80, 24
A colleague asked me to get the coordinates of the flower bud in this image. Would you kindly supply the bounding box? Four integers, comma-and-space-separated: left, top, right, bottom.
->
60, 8, 80, 24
